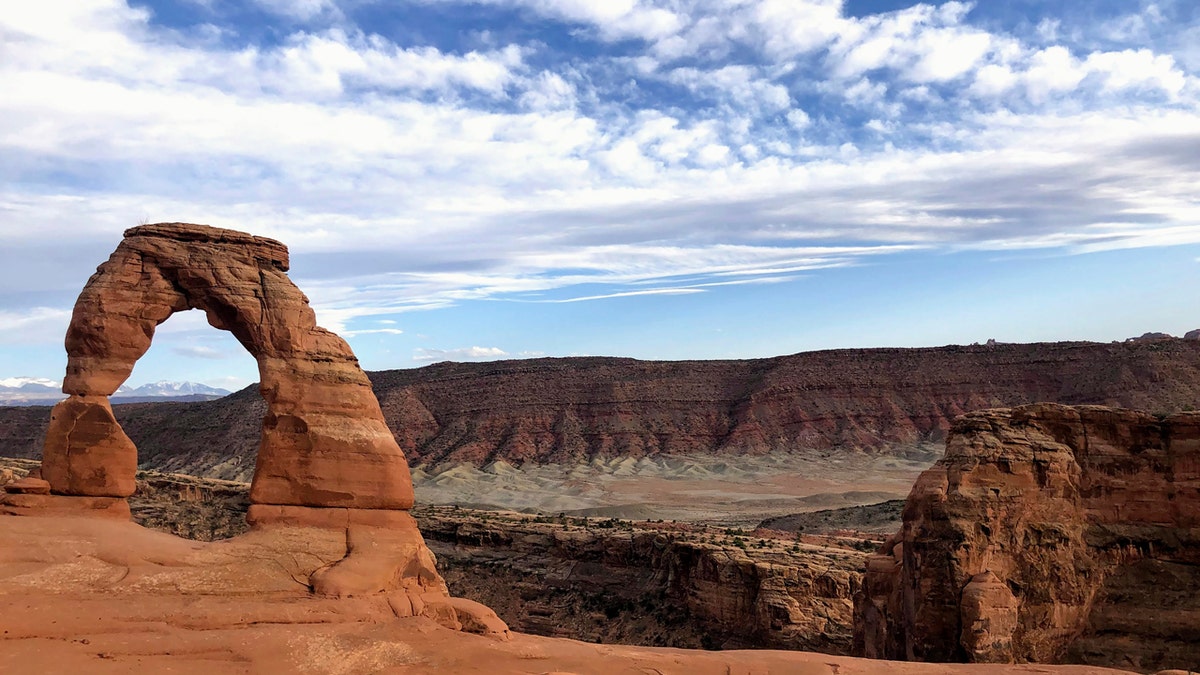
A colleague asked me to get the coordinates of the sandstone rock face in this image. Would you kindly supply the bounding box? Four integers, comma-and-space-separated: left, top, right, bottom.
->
958, 571, 1020, 663
375, 345, 1200, 465
41, 223, 413, 510
854, 404, 1200, 672
41, 396, 138, 497
0, 517, 1136, 675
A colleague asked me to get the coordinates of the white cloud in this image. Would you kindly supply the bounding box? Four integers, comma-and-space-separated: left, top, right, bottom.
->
829, 2, 993, 83
519, 71, 577, 110
171, 345, 227, 359
751, 0, 848, 58
413, 346, 510, 362
259, 33, 525, 97
1021, 45, 1088, 100
510, 0, 683, 42
342, 328, 406, 337
1085, 48, 1186, 97
540, 288, 703, 303
666, 65, 792, 114
2, 0, 1199, 345
0, 308, 73, 345
252, 0, 337, 21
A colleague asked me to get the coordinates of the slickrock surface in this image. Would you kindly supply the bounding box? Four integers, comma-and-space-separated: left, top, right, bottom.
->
0, 515, 1140, 675
6, 340, 1200, 481
854, 404, 1200, 673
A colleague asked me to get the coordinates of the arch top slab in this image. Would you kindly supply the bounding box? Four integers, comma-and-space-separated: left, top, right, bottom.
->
42, 222, 414, 511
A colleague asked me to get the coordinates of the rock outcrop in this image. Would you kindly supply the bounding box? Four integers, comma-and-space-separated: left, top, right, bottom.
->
39, 223, 412, 511
0, 515, 1140, 675
854, 404, 1200, 673
2, 223, 504, 638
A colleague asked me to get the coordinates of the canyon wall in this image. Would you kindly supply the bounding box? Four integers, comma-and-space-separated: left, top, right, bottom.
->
3, 340, 1200, 478
853, 403, 1200, 673
419, 509, 865, 653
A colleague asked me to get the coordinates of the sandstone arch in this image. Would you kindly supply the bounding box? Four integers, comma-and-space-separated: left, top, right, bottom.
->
40, 223, 414, 512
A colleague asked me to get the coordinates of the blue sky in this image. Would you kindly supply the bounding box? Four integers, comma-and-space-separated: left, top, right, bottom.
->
1, 0, 1198, 391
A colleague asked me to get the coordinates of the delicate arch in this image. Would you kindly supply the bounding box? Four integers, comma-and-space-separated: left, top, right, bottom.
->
41, 223, 414, 511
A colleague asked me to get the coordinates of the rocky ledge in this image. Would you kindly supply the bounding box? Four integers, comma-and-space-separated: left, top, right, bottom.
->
854, 403, 1200, 674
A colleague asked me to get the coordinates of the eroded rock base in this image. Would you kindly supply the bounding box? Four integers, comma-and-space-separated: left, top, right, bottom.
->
0, 492, 132, 520
0, 515, 1136, 675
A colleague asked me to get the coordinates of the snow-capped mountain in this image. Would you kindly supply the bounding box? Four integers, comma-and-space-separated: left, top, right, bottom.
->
117, 381, 232, 397
0, 378, 231, 406
0, 377, 61, 393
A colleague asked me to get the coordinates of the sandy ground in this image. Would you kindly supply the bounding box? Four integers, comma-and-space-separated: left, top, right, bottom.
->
412, 452, 934, 526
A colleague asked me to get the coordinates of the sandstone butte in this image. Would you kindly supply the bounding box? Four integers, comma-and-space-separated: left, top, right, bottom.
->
0, 223, 1168, 674
855, 403, 1200, 673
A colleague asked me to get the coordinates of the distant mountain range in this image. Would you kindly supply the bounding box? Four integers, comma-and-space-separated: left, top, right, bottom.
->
0, 378, 232, 406
3, 338, 1200, 481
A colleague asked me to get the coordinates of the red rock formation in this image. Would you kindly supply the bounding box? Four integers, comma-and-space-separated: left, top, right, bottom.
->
0, 515, 1137, 675
2, 223, 504, 636
38, 223, 412, 511
373, 347, 1200, 465
854, 404, 1200, 673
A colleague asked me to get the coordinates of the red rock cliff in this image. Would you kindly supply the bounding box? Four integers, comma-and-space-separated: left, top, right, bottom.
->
853, 403, 1200, 673
3, 341, 1200, 476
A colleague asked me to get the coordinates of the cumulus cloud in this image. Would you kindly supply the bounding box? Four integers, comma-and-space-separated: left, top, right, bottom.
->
252, 0, 337, 21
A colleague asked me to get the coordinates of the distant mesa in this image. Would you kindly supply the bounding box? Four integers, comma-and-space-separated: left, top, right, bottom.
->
1125, 331, 1173, 342
1119, 329, 1200, 342
4, 336, 1200, 478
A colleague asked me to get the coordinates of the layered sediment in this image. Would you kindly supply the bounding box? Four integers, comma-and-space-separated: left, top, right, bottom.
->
854, 403, 1200, 673
6, 340, 1200, 480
